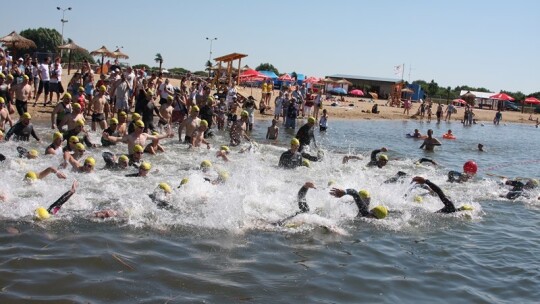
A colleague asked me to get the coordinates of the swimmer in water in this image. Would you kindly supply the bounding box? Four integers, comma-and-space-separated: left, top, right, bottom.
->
329, 187, 388, 219
266, 119, 279, 141
149, 183, 173, 210
448, 160, 477, 183
278, 138, 319, 169
102, 152, 130, 170
45, 132, 64, 155
411, 176, 473, 213
145, 131, 166, 154
366, 147, 389, 168
273, 182, 317, 226
216, 145, 230, 161
23, 167, 67, 182
501, 178, 539, 200
295, 117, 318, 152
68, 156, 96, 173
17, 146, 39, 159
125, 162, 152, 177
419, 129, 442, 151
34, 180, 78, 219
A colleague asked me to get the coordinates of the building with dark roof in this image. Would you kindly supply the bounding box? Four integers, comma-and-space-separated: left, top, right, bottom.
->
326, 74, 401, 98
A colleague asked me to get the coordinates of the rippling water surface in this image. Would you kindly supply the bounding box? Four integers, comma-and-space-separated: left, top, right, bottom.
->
0, 119, 539, 303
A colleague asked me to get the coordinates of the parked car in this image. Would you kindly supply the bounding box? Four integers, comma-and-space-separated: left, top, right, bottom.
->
535, 106, 540, 113
504, 101, 519, 111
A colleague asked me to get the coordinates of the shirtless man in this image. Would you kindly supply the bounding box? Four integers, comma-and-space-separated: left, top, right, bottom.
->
12, 75, 32, 116
51, 93, 72, 130
104, 120, 172, 156
45, 131, 64, 155
158, 95, 174, 134
117, 111, 128, 136
88, 85, 108, 131
266, 118, 279, 141
178, 106, 201, 143
64, 103, 85, 131
230, 111, 251, 146
419, 129, 442, 151
0, 97, 13, 131
191, 120, 210, 149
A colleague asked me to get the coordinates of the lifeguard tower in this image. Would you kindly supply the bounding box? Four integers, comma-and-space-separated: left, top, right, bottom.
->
212, 53, 248, 86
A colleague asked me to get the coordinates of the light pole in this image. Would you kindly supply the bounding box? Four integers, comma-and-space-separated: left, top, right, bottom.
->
57, 6, 72, 57
206, 37, 217, 62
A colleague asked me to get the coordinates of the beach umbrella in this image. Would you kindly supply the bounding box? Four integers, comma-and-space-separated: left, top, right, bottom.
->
524, 97, 540, 105
111, 48, 129, 59
0, 31, 36, 56
349, 89, 364, 96
401, 87, 414, 93
238, 69, 263, 79
490, 92, 514, 101
90, 45, 114, 74
304, 76, 320, 84
329, 87, 347, 95
336, 78, 352, 85
57, 41, 88, 75
278, 73, 293, 81
320, 78, 336, 84
461, 91, 476, 105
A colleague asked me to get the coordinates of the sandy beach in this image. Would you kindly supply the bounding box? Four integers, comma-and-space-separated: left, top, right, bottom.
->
20, 70, 540, 127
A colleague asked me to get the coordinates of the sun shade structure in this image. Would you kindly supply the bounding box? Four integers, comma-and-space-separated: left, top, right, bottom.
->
212, 52, 248, 85
57, 41, 88, 75
489, 92, 515, 101
0, 31, 37, 49
111, 48, 129, 59
90, 46, 114, 75
524, 97, 540, 105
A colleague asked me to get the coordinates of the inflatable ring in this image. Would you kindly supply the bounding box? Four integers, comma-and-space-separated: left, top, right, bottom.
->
442, 134, 456, 139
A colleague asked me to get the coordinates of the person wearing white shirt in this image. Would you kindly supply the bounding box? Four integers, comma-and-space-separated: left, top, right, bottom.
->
34, 57, 51, 106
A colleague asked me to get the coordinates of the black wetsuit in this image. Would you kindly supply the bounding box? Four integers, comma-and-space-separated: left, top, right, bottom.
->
5, 122, 39, 141
101, 127, 118, 147
425, 180, 456, 213
125, 172, 142, 177
343, 189, 371, 217
505, 180, 533, 200
296, 124, 315, 152
384, 159, 436, 184
366, 149, 384, 168
149, 193, 172, 210
142, 101, 160, 132
278, 149, 318, 169
447, 171, 471, 183
47, 190, 75, 215
62, 129, 94, 147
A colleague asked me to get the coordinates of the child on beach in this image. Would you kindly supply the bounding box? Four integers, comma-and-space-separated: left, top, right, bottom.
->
494, 111, 502, 125
266, 119, 279, 141
319, 109, 328, 132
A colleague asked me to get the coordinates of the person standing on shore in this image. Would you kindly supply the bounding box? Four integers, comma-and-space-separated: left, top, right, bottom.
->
34, 57, 50, 106
445, 103, 455, 121
493, 111, 502, 125
403, 97, 411, 116
12, 75, 32, 116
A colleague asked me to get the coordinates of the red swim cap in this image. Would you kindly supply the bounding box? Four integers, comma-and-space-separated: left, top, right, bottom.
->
463, 160, 478, 174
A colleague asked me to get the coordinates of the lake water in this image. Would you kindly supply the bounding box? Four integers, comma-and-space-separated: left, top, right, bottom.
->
0, 119, 538, 303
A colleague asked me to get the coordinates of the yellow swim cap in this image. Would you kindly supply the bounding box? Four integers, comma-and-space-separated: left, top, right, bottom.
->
151, 131, 159, 136
140, 162, 151, 171
7, 74, 13, 80
133, 144, 144, 153
146, 89, 154, 96
35, 207, 50, 220
167, 95, 173, 101
359, 190, 370, 200
22, 75, 29, 80
370, 205, 388, 219
99, 85, 107, 92
118, 155, 129, 163
25, 171, 38, 181
119, 111, 127, 117
135, 120, 145, 128
414, 195, 423, 203
218, 170, 229, 182
63, 93, 72, 100
302, 159, 310, 167
69, 136, 80, 144
200, 120, 208, 127
76, 119, 85, 127
0, 97, 4, 103
0, 73, 4, 78
379, 154, 389, 161
75, 143, 86, 151
459, 204, 474, 211
159, 182, 172, 193
528, 179, 539, 187
132, 113, 141, 121
78, 86, 85, 92
307, 116, 316, 124
291, 138, 300, 146
28, 149, 39, 158
241, 110, 249, 117
191, 105, 200, 112
110, 118, 118, 125
22, 112, 32, 119
328, 180, 335, 186
180, 178, 189, 185
200, 160, 212, 168
84, 157, 96, 167
53, 131, 63, 140
220, 145, 230, 152
72, 103, 81, 110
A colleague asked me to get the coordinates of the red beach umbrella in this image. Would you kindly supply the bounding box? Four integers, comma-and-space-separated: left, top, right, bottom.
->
490, 92, 515, 101
524, 97, 540, 105
349, 89, 364, 96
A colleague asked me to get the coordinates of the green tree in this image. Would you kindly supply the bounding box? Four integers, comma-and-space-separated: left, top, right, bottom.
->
19, 27, 62, 54
154, 53, 163, 71
255, 63, 279, 76
169, 67, 190, 75
192, 71, 207, 77
132, 64, 150, 70
427, 79, 439, 97
291, 71, 297, 79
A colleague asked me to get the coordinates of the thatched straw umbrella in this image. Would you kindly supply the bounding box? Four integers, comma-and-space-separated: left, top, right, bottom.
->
111, 48, 129, 60
90, 46, 113, 74
461, 91, 476, 106
57, 41, 87, 75
0, 31, 37, 57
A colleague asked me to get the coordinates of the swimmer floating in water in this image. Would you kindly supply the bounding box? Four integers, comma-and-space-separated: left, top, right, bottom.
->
411, 176, 473, 213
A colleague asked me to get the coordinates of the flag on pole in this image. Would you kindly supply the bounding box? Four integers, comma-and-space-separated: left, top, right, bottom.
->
394, 64, 402, 75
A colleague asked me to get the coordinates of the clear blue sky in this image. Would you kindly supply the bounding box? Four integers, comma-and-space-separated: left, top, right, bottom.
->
2, 0, 539, 94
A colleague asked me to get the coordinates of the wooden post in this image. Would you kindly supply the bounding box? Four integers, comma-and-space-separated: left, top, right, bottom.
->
237, 58, 241, 85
